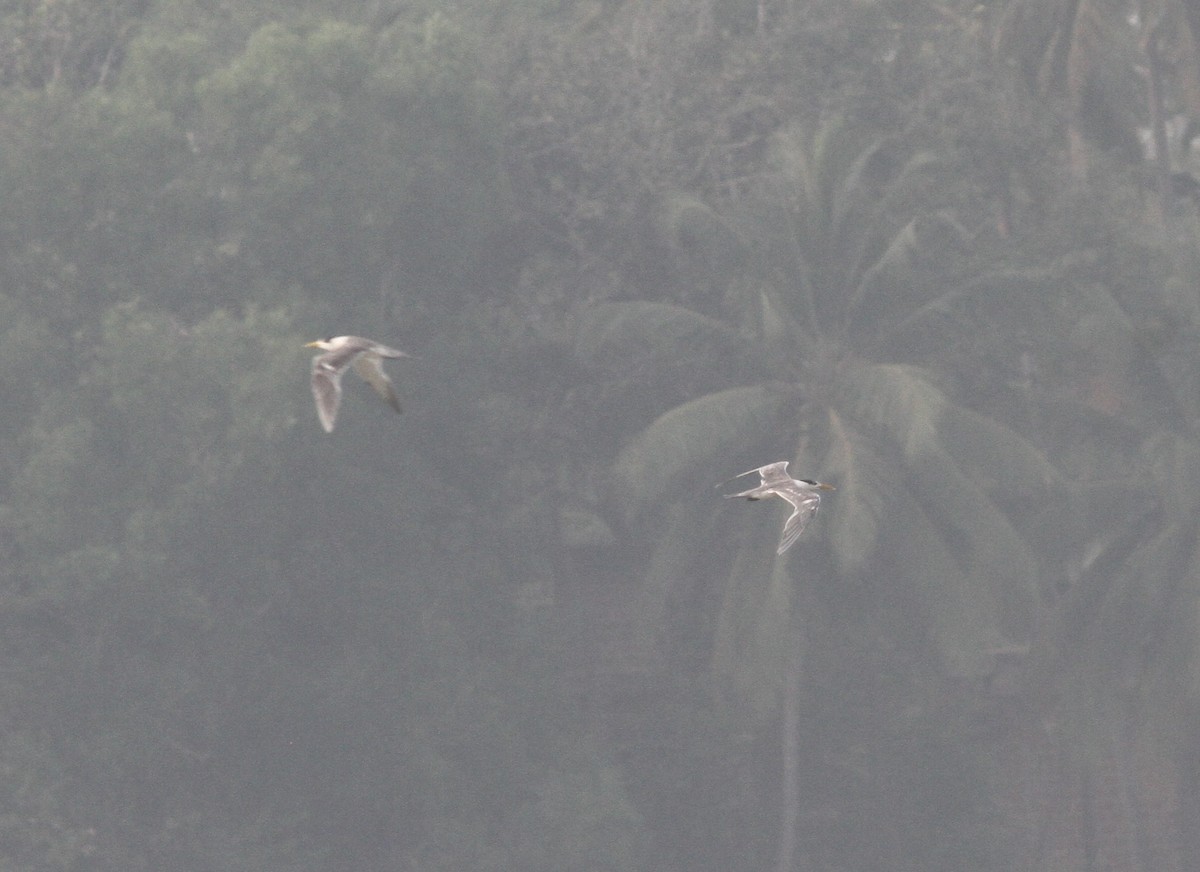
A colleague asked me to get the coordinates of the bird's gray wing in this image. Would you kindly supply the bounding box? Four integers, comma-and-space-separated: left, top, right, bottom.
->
352, 353, 402, 414
717, 460, 789, 494
776, 494, 820, 554
756, 461, 792, 486
368, 343, 408, 360
724, 482, 777, 500
311, 360, 342, 432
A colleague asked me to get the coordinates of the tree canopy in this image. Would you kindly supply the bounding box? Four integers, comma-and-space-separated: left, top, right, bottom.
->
3, 1, 1200, 870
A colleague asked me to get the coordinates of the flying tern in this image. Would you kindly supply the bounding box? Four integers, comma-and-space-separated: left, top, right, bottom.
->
719, 461, 834, 554
305, 335, 408, 432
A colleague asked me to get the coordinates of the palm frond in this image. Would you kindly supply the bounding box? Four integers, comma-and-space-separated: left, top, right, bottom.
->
836, 149, 940, 292
938, 405, 1061, 500
838, 362, 947, 458
1093, 521, 1191, 675
805, 118, 840, 221
613, 384, 787, 523
630, 499, 722, 652
1145, 431, 1200, 518
826, 135, 899, 241
757, 284, 808, 348
843, 215, 921, 330
655, 192, 750, 282
822, 409, 894, 573
757, 135, 824, 329
866, 149, 941, 216
1150, 535, 1200, 714
574, 300, 759, 376
765, 120, 900, 294
906, 448, 1038, 641
767, 123, 823, 232
880, 264, 1063, 343
656, 192, 743, 250
712, 521, 794, 719
889, 497, 1008, 677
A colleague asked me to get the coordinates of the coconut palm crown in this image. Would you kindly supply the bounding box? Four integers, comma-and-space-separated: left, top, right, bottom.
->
576, 118, 1060, 702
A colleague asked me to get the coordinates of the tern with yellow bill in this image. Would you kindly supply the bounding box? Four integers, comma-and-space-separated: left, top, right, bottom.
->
305, 335, 408, 432
719, 461, 834, 554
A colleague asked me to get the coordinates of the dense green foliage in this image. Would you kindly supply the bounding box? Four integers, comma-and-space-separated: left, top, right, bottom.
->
3, 0, 1200, 869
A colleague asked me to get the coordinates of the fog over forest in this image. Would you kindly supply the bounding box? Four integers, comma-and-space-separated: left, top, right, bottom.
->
2, 1, 1200, 869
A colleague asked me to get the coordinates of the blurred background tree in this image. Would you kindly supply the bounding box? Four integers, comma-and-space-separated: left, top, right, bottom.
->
0, 0, 1199, 870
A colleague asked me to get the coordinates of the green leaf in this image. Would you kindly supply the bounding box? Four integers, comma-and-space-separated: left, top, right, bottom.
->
767, 123, 822, 230
655, 192, 748, 268
844, 211, 973, 338
906, 448, 1037, 643
758, 286, 795, 347
1173, 539, 1200, 708
574, 300, 761, 376
881, 264, 1062, 342
1145, 431, 1200, 518
1094, 522, 1191, 673
838, 149, 940, 287
822, 409, 894, 573
845, 215, 920, 319
828, 135, 897, 250
613, 384, 787, 522
938, 405, 1061, 499
889, 499, 1005, 678
867, 149, 941, 216
838, 362, 947, 458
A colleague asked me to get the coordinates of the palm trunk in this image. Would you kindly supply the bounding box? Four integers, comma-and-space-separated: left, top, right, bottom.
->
1141, 17, 1171, 224
775, 631, 803, 872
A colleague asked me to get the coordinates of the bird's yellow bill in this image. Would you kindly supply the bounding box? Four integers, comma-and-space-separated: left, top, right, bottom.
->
304, 340, 322, 348
818, 483, 836, 491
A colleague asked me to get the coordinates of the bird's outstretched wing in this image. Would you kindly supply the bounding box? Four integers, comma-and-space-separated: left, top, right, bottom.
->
369, 343, 409, 360
776, 495, 821, 554
717, 461, 791, 498
311, 361, 343, 432
724, 481, 777, 500
716, 461, 829, 553
352, 353, 402, 414
754, 461, 792, 485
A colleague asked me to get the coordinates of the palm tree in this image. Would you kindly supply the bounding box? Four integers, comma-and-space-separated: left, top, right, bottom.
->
583, 118, 1057, 683
993, 0, 1200, 194
576, 117, 1061, 870
1003, 265, 1200, 870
